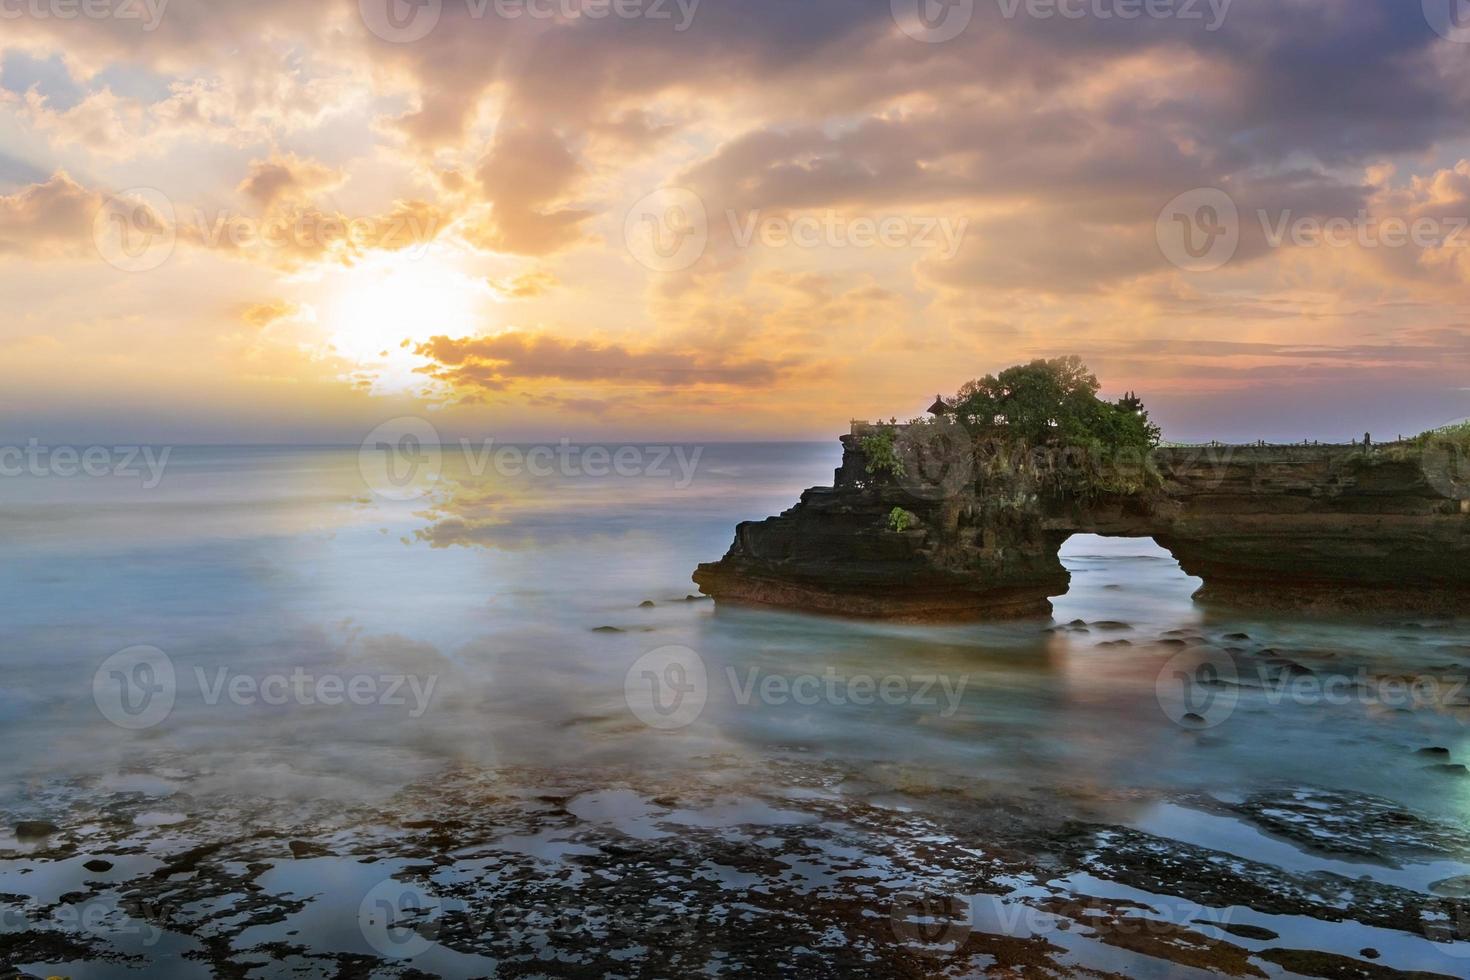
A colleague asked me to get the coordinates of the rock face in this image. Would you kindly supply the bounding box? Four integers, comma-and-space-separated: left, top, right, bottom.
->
693, 431, 1470, 619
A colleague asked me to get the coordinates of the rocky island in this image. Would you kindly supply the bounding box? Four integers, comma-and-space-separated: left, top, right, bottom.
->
695, 359, 1470, 619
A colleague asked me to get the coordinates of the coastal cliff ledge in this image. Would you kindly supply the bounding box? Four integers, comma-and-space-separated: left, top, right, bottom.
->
693, 432, 1470, 620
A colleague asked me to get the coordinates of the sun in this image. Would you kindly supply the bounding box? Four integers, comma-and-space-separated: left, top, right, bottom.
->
320, 248, 489, 395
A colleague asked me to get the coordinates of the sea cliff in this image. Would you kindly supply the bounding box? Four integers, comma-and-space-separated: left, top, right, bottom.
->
693, 429, 1470, 619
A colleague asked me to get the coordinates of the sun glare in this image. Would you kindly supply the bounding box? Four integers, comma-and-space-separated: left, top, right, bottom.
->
321, 249, 488, 395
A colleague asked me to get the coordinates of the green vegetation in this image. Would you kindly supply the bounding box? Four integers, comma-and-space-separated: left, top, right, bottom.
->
860, 428, 905, 478
948, 356, 1162, 496
887, 507, 918, 532
1414, 421, 1470, 448
951, 356, 1160, 450
857, 358, 1165, 498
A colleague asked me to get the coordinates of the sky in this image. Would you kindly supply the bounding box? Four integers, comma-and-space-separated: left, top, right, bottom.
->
1, 0, 1469, 444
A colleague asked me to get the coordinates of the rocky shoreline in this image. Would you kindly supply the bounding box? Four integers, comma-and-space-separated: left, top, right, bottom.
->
5, 759, 1470, 978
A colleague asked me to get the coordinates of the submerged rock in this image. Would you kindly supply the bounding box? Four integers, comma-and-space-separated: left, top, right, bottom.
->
14, 820, 58, 839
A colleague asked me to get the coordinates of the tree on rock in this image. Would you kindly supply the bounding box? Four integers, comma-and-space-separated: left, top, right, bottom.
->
951, 356, 1161, 455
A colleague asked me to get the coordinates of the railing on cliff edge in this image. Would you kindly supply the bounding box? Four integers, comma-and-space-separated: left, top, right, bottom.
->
850, 419, 1415, 450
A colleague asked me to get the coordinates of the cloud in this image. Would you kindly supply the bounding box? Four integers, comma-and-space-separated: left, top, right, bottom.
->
0, 171, 105, 257
241, 300, 299, 328
415, 330, 792, 394
489, 269, 559, 299
238, 154, 343, 209
462, 124, 593, 255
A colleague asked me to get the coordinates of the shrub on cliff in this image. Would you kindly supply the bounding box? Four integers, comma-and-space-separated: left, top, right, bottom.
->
949, 356, 1162, 495
859, 428, 905, 479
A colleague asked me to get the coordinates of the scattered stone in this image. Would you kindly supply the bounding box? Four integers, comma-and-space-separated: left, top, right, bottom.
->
1223, 632, 1251, 641
82, 858, 114, 873
1091, 621, 1131, 631
1260, 945, 1454, 978
684, 594, 712, 602
1213, 922, 1278, 941
14, 820, 58, 839
1181, 712, 1207, 726
639, 600, 656, 608
592, 626, 624, 633
1423, 763, 1469, 777
1159, 638, 1188, 647
1416, 747, 1451, 758
1429, 875, 1470, 898
288, 840, 332, 859
1097, 639, 1132, 647
1360, 948, 1380, 960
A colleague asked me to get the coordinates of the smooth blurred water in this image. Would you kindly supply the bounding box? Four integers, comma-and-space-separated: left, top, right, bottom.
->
3, 444, 1469, 825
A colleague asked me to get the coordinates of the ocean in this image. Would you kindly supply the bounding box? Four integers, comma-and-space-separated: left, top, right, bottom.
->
3, 443, 1469, 977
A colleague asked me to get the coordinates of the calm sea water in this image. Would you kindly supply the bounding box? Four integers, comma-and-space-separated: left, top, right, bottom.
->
2, 442, 1467, 820
2, 449, 1470, 975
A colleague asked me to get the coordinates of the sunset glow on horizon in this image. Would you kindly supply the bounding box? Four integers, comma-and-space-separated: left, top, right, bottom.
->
3, 0, 1469, 444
